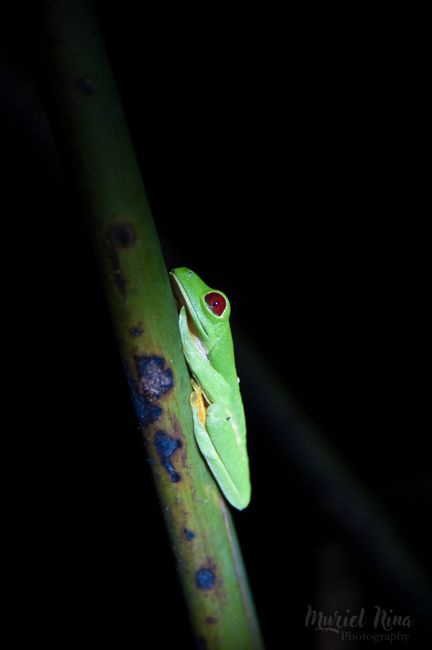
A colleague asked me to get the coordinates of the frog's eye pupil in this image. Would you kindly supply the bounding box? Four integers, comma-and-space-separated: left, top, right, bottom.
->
205, 292, 226, 316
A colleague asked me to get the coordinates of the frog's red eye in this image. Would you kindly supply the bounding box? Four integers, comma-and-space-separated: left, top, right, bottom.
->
205, 292, 226, 316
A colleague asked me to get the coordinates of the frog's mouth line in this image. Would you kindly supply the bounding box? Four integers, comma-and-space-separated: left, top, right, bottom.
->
169, 271, 209, 338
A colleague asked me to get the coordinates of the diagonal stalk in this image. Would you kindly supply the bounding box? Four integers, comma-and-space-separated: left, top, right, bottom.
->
39, 1, 264, 648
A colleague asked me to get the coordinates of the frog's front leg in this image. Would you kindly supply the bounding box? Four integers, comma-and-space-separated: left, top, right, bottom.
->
178, 306, 229, 401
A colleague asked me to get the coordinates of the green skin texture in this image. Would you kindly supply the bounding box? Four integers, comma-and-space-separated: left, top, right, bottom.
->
170, 268, 251, 510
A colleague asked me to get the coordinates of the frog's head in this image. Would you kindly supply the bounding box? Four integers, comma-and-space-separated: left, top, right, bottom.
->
170, 267, 231, 339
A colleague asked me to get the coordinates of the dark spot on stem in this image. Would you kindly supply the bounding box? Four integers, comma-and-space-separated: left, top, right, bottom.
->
135, 355, 174, 401
195, 568, 216, 591
154, 430, 182, 482
123, 356, 174, 427
108, 222, 136, 248
129, 325, 144, 337
205, 616, 218, 625
104, 228, 130, 297
113, 270, 128, 296
123, 361, 160, 426
104, 224, 136, 296
184, 528, 196, 541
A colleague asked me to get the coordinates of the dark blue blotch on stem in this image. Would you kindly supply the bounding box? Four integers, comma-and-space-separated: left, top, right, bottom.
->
155, 430, 182, 482
184, 528, 196, 541
135, 356, 174, 400
123, 362, 162, 426
123, 356, 174, 428
195, 568, 216, 590
129, 325, 143, 337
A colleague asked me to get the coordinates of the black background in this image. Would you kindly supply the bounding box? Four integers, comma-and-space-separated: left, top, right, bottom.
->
2, 3, 430, 648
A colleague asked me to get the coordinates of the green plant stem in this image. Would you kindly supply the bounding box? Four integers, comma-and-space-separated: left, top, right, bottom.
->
40, 2, 264, 648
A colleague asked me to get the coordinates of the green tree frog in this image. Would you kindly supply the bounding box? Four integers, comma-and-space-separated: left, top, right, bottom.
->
170, 268, 251, 510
